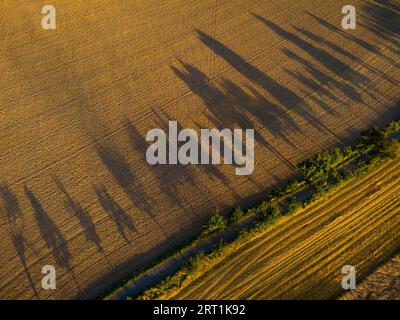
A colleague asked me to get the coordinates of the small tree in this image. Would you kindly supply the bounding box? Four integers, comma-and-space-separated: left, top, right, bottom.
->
229, 207, 244, 224
378, 139, 400, 160
342, 146, 354, 158
356, 127, 385, 152
182, 252, 205, 273
383, 120, 400, 137
285, 197, 302, 215
258, 203, 280, 219
286, 179, 301, 193
265, 205, 280, 218
203, 211, 227, 234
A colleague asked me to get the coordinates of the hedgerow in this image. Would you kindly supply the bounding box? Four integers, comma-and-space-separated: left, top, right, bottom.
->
107, 120, 400, 300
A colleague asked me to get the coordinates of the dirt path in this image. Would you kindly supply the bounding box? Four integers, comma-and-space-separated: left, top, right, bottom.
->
0, 0, 399, 299
108, 221, 248, 300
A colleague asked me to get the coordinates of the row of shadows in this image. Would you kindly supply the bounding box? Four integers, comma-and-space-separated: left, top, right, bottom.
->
0, 0, 399, 298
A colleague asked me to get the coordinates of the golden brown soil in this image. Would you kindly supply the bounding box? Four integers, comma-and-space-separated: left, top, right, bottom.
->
341, 253, 400, 300
0, 0, 399, 299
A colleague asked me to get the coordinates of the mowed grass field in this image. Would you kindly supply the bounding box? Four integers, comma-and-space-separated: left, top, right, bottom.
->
170, 159, 400, 299
0, 0, 399, 299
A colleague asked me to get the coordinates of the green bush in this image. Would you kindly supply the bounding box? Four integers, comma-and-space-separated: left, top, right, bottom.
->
246, 207, 259, 217
342, 146, 355, 159
203, 211, 227, 234
285, 197, 302, 215
258, 203, 280, 219
383, 120, 400, 137
338, 168, 353, 180
266, 205, 280, 218
378, 139, 400, 160
350, 159, 368, 176
297, 159, 328, 183
356, 127, 385, 152
182, 251, 205, 273
229, 207, 245, 224
286, 179, 302, 193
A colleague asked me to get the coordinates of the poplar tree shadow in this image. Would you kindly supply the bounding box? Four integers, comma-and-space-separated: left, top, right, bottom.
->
283, 67, 340, 116
94, 142, 155, 218
172, 60, 299, 171
124, 114, 233, 215
251, 14, 371, 88
52, 176, 103, 253
171, 61, 254, 133
361, 0, 400, 54
291, 26, 395, 105
154, 109, 229, 209
282, 48, 363, 103
123, 118, 197, 207
172, 60, 293, 141
305, 11, 399, 67
0, 183, 38, 298
194, 30, 346, 142
94, 135, 172, 240
281, 45, 384, 121
23, 185, 71, 270
292, 25, 398, 86
94, 185, 136, 243
125, 113, 195, 207
0, 183, 22, 225
195, 29, 308, 118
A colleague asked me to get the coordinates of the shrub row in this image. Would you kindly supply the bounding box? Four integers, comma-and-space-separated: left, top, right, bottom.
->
115, 120, 400, 300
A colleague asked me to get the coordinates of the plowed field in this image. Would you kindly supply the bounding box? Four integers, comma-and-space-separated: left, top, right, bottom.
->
0, 0, 399, 299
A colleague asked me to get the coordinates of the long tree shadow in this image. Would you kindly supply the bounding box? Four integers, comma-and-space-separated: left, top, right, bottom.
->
196, 29, 307, 116
0, 183, 38, 298
125, 112, 197, 208
95, 133, 174, 239
150, 108, 247, 215
281, 48, 363, 103
172, 60, 301, 171
281, 45, 383, 116
0, 183, 22, 225
219, 79, 301, 168
94, 185, 136, 243
282, 67, 339, 115
123, 117, 207, 208
172, 59, 295, 143
291, 26, 396, 104
52, 176, 103, 253
171, 59, 256, 131
194, 29, 347, 141
94, 142, 154, 218
293, 26, 398, 86
252, 14, 371, 88
24, 185, 71, 270
361, 0, 400, 54
305, 11, 399, 67
152, 109, 229, 211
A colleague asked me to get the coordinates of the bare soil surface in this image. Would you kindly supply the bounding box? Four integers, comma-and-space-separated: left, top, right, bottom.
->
0, 0, 399, 299
341, 253, 400, 300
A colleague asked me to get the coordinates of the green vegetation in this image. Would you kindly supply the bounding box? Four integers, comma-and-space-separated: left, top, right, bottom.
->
203, 211, 227, 234
285, 196, 303, 215
378, 139, 400, 160
229, 206, 245, 224
104, 120, 400, 300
